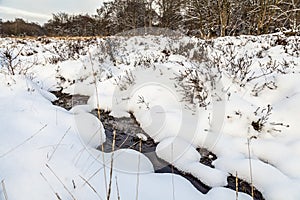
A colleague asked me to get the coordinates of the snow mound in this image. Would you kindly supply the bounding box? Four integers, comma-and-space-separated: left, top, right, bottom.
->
156, 137, 228, 187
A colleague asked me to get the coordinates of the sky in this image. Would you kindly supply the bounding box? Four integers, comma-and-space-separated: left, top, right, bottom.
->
0, 0, 103, 25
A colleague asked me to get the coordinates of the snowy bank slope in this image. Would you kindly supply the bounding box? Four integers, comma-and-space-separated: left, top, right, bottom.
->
0, 33, 300, 199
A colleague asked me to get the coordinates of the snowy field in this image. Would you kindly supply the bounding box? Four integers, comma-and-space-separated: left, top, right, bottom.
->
0, 32, 300, 200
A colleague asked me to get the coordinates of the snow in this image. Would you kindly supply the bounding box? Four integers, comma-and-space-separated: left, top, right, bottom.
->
73, 112, 106, 148
156, 137, 228, 187
1, 33, 300, 199
207, 187, 252, 200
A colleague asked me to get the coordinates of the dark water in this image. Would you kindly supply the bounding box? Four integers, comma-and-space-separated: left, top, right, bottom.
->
227, 175, 265, 200
92, 109, 211, 194
52, 91, 265, 199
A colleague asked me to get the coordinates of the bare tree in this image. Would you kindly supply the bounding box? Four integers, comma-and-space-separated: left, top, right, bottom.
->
97, 0, 150, 34
217, 0, 231, 36
184, 0, 214, 38
155, 0, 185, 29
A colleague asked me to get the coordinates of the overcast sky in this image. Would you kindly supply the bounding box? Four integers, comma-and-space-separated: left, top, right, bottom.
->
0, 0, 103, 24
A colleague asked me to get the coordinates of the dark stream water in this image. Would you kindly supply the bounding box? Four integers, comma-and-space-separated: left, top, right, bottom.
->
52, 91, 264, 199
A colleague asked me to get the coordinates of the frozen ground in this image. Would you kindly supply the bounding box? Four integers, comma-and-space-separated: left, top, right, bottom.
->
0, 33, 300, 200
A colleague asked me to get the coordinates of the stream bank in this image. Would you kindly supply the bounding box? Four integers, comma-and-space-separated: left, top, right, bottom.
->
51, 91, 264, 199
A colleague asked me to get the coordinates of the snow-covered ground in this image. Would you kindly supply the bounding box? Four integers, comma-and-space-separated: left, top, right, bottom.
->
0, 33, 300, 200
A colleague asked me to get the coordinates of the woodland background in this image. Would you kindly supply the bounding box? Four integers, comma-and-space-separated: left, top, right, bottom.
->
0, 0, 299, 37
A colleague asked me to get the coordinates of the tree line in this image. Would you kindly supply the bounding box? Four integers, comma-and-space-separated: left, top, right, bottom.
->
1, 0, 299, 38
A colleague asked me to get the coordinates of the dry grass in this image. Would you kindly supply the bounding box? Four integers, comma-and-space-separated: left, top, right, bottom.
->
46, 164, 77, 200
135, 139, 142, 200
107, 130, 116, 200
115, 176, 120, 200
3, 35, 107, 41
48, 126, 71, 161
40, 172, 62, 200
247, 138, 255, 200
89, 51, 108, 197
1, 180, 8, 200
235, 171, 239, 200
79, 175, 103, 200
0, 124, 47, 158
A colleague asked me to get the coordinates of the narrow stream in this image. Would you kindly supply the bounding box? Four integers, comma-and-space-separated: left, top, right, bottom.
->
51, 91, 264, 199
92, 109, 211, 194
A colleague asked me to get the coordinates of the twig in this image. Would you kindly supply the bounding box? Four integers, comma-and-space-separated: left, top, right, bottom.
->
115, 176, 120, 200
235, 171, 239, 200
117, 134, 130, 149
137, 95, 150, 109
107, 130, 116, 200
48, 126, 71, 161
85, 139, 141, 184
135, 139, 142, 200
82, 153, 102, 174
40, 172, 62, 200
247, 138, 255, 200
1, 180, 8, 200
73, 148, 86, 166
171, 143, 175, 200
89, 51, 108, 195
46, 164, 77, 200
84, 168, 103, 186
0, 124, 47, 158
79, 175, 103, 200
72, 180, 76, 189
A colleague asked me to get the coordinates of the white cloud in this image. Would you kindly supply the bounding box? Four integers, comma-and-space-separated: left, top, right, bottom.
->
0, 6, 51, 24
0, 0, 103, 24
